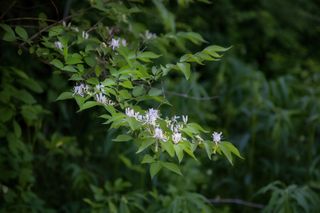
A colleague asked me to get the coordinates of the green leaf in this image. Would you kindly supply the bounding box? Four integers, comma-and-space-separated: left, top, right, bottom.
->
136, 51, 161, 62
153, 0, 175, 32
219, 142, 233, 165
221, 141, 244, 159
13, 121, 21, 138
204, 45, 231, 53
127, 117, 141, 131
148, 88, 162, 96
78, 101, 99, 112
141, 154, 155, 164
56, 92, 73, 101
161, 162, 182, 175
136, 139, 156, 153
203, 141, 212, 160
16, 90, 36, 104
150, 162, 162, 178
18, 78, 43, 93
161, 141, 175, 157
203, 45, 231, 58
177, 62, 191, 80
15, 26, 28, 41
132, 86, 145, 97
174, 143, 184, 163
120, 80, 133, 89
50, 59, 64, 69
65, 53, 82, 65
62, 65, 77, 72
177, 32, 206, 45
113, 134, 132, 142
0, 24, 16, 41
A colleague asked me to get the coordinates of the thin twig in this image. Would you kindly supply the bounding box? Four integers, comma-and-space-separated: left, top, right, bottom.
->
19, 15, 72, 47
3, 17, 57, 23
208, 198, 265, 209
0, 0, 17, 20
50, 0, 60, 17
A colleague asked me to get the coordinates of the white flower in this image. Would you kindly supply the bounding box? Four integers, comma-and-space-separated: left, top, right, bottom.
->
145, 108, 159, 126
95, 93, 107, 104
172, 132, 182, 144
71, 26, 79, 32
73, 83, 89, 97
125, 108, 135, 117
212, 132, 223, 144
171, 115, 180, 123
154, 127, 166, 141
182, 115, 188, 124
144, 30, 157, 40
82, 31, 89, 39
54, 41, 63, 50
95, 93, 114, 105
110, 38, 120, 50
95, 83, 104, 91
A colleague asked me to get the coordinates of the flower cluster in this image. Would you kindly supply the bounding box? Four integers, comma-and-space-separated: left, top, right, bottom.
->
125, 108, 189, 144
73, 83, 89, 97
125, 107, 224, 146
125, 108, 160, 126
73, 83, 115, 106
165, 115, 187, 144
62, 21, 79, 32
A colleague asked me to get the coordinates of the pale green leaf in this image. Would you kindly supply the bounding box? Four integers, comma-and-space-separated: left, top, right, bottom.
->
177, 62, 191, 80
113, 134, 132, 142
15, 26, 28, 41
56, 92, 73, 101
161, 162, 182, 175
150, 162, 162, 178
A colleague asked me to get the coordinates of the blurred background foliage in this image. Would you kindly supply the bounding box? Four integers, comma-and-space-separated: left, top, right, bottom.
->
1, 0, 320, 212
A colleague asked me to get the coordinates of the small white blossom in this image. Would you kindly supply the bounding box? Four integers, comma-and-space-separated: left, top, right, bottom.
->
154, 127, 166, 141
95, 83, 104, 91
110, 38, 120, 50
144, 30, 157, 40
136, 114, 144, 122
71, 26, 79, 32
95, 93, 107, 104
182, 115, 188, 124
54, 41, 63, 50
145, 108, 159, 126
125, 108, 135, 117
82, 31, 89, 39
172, 132, 182, 144
73, 83, 89, 97
212, 132, 223, 144
95, 93, 114, 105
